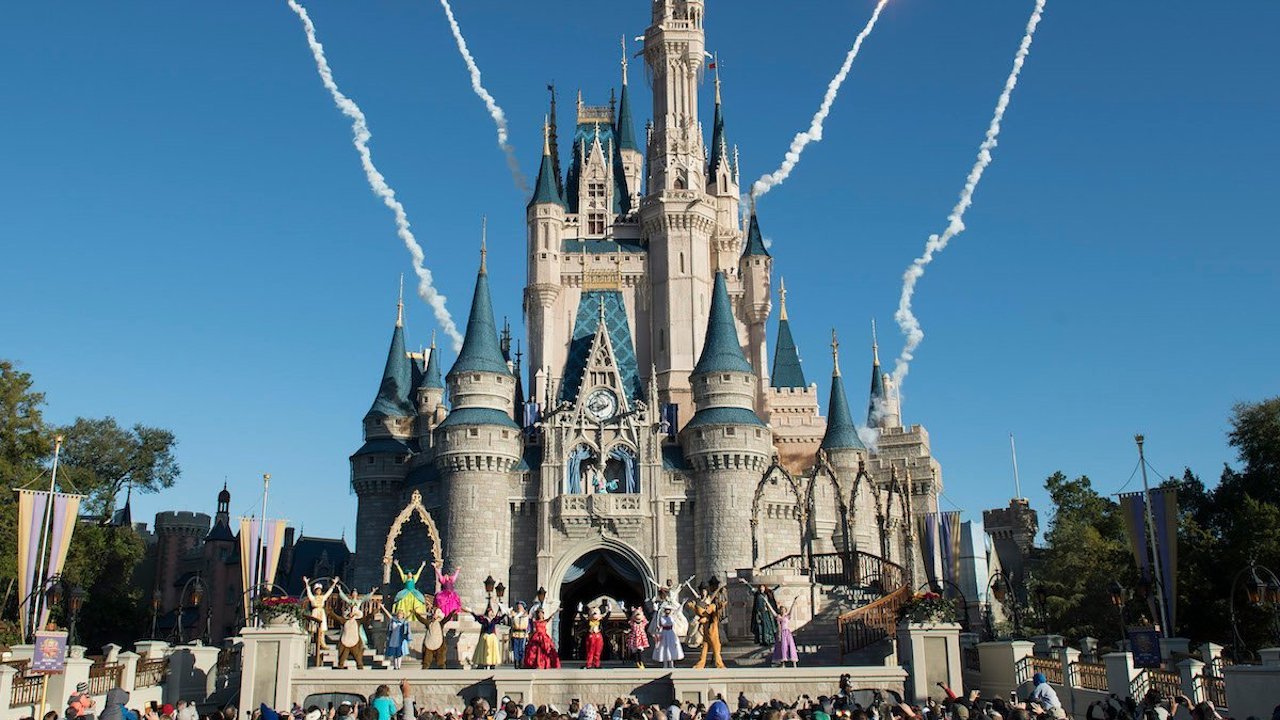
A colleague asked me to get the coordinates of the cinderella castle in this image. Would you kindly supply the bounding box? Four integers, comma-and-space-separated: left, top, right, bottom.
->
348, 0, 943, 649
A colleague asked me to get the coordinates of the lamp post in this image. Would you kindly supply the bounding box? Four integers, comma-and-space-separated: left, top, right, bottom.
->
67, 585, 85, 646
536, 587, 547, 607
151, 589, 162, 639
172, 575, 205, 644
495, 582, 506, 606
987, 571, 1022, 639
1109, 581, 1128, 650
1229, 561, 1280, 661
484, 575, 497, 609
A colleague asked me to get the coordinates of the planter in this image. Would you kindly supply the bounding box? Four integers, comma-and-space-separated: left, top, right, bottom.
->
264, 614, 300, 629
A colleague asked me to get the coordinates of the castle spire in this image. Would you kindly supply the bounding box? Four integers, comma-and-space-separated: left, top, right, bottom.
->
708, 55, 730, 180
693, 272, 754, 376
822, 329, 866, 450
421, 330, 443, 390
529, 117, 565, 209
448, 237, 511, 377
741, 205, 770, 258
365, 285, 415, 419
479, 217, 488, 275
547, 84, 564, 197
868, 320, 887, 426
770, 278, 806, 389
396, 273, 404, 328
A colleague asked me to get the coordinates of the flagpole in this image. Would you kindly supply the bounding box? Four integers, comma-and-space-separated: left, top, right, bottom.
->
1009, 433, 1022, 500
29, 435, 63, 641
1136, 435, 1171, 635
255, 473, 270, 626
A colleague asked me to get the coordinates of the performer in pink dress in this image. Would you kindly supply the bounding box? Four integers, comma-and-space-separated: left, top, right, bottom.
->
432, 562, 462, 620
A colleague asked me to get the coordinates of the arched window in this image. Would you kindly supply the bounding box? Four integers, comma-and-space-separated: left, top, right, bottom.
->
604, 445, 640, 494
564, 445, 594, 494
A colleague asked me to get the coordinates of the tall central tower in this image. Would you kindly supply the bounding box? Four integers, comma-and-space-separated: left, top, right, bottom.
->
641, 0, 717, 420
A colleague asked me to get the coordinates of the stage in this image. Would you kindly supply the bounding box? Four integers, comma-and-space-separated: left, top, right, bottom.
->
284, 666, 908, 709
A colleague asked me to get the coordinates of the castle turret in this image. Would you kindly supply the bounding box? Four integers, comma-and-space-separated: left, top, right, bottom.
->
867, 321, 901, 428
682, 272, 772, 579
765, 278, 825, 473
616, 39, 642, 204
821, 332, 870, 554
415, 332, 447, 441
350, 293, 415, 588
708, 64, 743, 267
738, 208, 772, 411
526, 121, 567, 404
435, 244, 521, 609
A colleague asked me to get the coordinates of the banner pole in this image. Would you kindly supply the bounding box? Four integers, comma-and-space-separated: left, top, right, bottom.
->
30, 436, 64, 640
1136, 435, 1171, 635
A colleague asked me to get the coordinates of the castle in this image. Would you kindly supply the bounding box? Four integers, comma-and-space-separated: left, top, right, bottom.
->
349, 0, 943, 639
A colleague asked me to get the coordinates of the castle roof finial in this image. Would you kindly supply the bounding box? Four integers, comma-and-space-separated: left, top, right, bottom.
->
871, 318, 880, 366
779, 277, 789, 322
543, 115, 551, 156
620, 36, 629, 86
831, 329, 842, 377
479, 216, 488, 275
713, 53, 722, 105
396, 273, 404, 328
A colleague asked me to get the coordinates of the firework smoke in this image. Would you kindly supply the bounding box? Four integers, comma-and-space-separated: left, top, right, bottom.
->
286, 0, 464, 351
892, 0, 1047, 387
437, 0, 528, 193
749, 0, 889, 201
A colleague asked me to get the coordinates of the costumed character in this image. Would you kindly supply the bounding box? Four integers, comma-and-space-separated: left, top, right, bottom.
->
416, 604, 447, 669
523, 601, 561, 669
769, 595, 800, 667
336, 602, 365, 669
651, 606, 684, 668
433, 562, 463, 619
646, 576, 692, 640
737, 578, 779, 647
625, 605, 650, 668
302, 576, 336, 650
392, 560, 428, 619
583, 605, 605, 669
467, 604, 506, 670
508, 601, 530, 667
383, 605, 412, 670
684, 584, 708, 649
686, 579, 727, 669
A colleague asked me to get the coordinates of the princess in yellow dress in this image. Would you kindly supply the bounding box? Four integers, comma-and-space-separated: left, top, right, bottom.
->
392, 560, 428, 619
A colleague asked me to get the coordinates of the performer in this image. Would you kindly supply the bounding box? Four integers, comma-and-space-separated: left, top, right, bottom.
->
301, 577, 336, 650
392, 560, 428, 619
647, 576, 693, 640
416, 604, 447, 669
737, 578, 779, 647
433, 562, 463, 620
769, 595, 800, 667
583, 606, 605, 669
384, 606, 412, 670
336, 602, 365, 670
508, 601, 530, 668
466, 604, 506, 670
651, 606, 684, 669
624, 605, 650, 668
686, 579, 727, 669
523, 602, 561, 669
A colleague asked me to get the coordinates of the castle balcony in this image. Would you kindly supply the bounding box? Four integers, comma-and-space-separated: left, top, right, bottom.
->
553, 493, 646, 538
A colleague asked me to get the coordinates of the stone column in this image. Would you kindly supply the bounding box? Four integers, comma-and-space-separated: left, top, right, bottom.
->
102, 644, 122, 663
118, 651, 141, 692
1103, 652, 1139, 698
1177, 658, 1205, 702
1079, 637, 1099, 663
897, 622, 962, 704
237, 626, 307, 712
134, 641, 171, 660
0, 665, 17, 712
1159, 637, 1191, 664
977, 640, 1033, 700
165, 644, 223, 705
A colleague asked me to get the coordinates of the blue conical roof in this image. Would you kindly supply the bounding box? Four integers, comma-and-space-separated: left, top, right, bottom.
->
823, 367, 866, 451
616, 83, 638, 152
693, 272, 754, 376
366, 322, 415, 418
529, 142, 565, 209
868, 349, 886, 425
419, 340, 444, 391
742, 211, 770, 257
448, 261, 512, 377
709, 95, 730, 179
771, 317, 806, 388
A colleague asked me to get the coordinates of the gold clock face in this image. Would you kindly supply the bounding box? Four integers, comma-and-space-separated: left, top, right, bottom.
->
586, 388, 618, 420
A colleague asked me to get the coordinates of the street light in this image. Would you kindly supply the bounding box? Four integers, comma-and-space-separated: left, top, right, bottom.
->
172, 575, 206, 644
536, 587, 547, 605
68, 586, 86, 646
1230, 562, 1280, 661
484, 575, 497, 599
495, 582, 506, 603
986, 571, 1022, 639
1109, 580, 1128, 650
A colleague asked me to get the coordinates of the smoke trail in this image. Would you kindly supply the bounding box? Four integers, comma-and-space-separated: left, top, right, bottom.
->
286, 0, 464, 351
437, 0, 529, 193
892, 0, 1047, 387
749, 0, 889, 201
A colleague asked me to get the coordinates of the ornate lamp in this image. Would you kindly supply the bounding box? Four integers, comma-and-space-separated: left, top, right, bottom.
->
484, 575, 496, 598
1108, 581, 1126, 608
68, 586, 85, 616
991, 576, 1008, 603
190, 578, 205, 607
536, 587, 547, 604
495, 582, 506, 601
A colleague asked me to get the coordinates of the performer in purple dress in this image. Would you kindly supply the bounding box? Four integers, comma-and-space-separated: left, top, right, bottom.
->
769, 595, 800, 667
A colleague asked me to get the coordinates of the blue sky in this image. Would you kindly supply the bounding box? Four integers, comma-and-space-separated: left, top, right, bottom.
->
2, 1, 1277, 542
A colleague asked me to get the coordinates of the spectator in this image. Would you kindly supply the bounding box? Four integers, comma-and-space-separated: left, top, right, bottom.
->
1026, 674, 1064, 718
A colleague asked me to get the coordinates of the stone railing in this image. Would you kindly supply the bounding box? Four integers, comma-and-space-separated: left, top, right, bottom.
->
1015, 654, 1063, 685
134, 657, 168, 688
86, 661, 124, 696
1068, 660, 1109, 691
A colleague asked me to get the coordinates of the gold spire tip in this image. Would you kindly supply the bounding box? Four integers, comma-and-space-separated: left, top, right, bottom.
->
430, 329, 437, 349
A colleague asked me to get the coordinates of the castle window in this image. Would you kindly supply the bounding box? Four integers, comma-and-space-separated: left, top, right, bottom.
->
724, 427, 735, 436
588, 212, 606, 235
367, 457, 375, 465
469, 428, 479, 438
473, 374, 481, 382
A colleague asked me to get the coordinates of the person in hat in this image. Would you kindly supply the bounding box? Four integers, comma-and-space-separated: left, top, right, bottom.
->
301, 577, 337, 650
651, 606, 684, 669
1027, 673, 1063, 717
66, 685, 95, 720
508, 602, 531, 668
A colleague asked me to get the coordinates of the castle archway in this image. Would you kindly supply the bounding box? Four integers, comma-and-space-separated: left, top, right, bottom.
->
546, 540, 654, 661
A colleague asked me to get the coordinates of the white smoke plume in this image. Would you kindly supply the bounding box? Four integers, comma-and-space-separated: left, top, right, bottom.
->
892, 0, 1047, 387
857, 425, 881, 452
286, 0, 464, 351
749, 0, 889, 201
437, 0, 529, 193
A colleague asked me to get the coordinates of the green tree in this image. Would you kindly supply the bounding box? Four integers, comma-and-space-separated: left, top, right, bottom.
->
0, 361, 55, 634
57, 417, 180, 515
